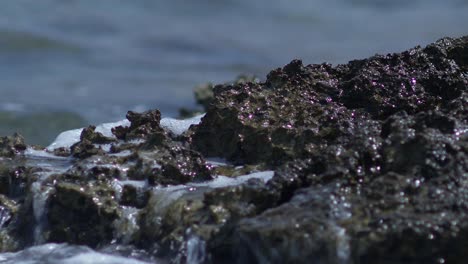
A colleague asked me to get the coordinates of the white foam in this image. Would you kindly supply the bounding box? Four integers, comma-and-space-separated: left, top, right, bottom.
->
109, 149, 133, 157
151, 171, 274, 206
31, 183, 53, 244
160, 114, 204, 136
114, 206, 140, 245
25, 147, 69, 160
95, 119, 131, 138
186, 236, 206, 264
117, 180, 147, 189
46, 128, 83, 151
205, 157, 230, 167
46, 119, 130, 151
46, 114, 203, 151
193, 171, 275, 189
0, 243, 150, 264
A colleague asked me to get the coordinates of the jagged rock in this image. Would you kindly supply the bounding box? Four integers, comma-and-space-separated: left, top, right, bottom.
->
0, 166, 38, 199
0, 134, 26, 158
192, 37, 467, 166
127, 148, 213, 186
0, 36, 465, 264
80, 126, 116, 144
136, 177, 275, 261
70, 139, 105, 159
0, 195, 19, 252
46, 182, 120, 247
112, 110, 164, 140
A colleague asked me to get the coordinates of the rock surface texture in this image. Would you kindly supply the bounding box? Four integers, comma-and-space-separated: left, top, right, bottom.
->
0, 36, 466, 263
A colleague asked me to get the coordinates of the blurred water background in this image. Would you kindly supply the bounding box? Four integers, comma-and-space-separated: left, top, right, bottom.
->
0, 0, 467, 145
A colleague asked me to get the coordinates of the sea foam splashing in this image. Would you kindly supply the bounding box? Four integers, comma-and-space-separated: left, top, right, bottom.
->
11, 114, 275, 260
45, 119, 130, 151
46, 114, 204, 151
186, 235, 206, 264
24, 148, 74, 244
31, 182, 53, 244
0, 243, 152, 264
114, 206, 141, 245
332, 225, 351, 264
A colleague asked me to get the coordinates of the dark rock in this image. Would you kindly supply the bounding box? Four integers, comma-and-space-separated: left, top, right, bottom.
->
0, 166, 38, 199
209, 185, 353, 264
112, 110, 164, 140
119, 184, 149, 209
46, 182, 120, 247
70, 139, 105, 159
51, 147, 71, 157
0, 194, 19, 251
136, 177, 274, 261
80, 126, 116, 144
127, 147, 213, 185
0, 133, 26, 158
192, 37, 467, 166
0, 36, 466, 264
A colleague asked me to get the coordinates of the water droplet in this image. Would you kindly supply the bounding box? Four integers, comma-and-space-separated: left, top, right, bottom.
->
414, 179, 421, 187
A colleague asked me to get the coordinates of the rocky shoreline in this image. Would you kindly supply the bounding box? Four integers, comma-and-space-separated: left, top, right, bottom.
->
0, 36, 466, 263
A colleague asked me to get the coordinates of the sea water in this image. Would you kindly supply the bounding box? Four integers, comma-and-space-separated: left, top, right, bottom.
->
0, 0, 467, 144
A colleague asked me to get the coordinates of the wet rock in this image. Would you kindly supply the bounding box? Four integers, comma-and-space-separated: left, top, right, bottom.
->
112, 110, 164, 140
70, 139, 105, 159
209, 185, 353, 264
0, 36, 465, 264
80, 126, 116, 144
69, 125, 116, 159
0, 166, 38, 199
46, 182, 120, 247
192, 37, 467, 166
136, 177, 274, 261
0, 195, 19, 251
127, 145, 213, 186
179, 75, 259, 118
192, 36, 467, 263
119, 184, 149, 209
0, 133, 26, 158
0, 194, 18, 227
51, 147, 71, 157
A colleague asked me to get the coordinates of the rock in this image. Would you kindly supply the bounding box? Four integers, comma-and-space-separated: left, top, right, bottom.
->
192, 37, 467, 166
0, 194, 19, 251
80, 126, 116, 144
0, 165, 38, 200
209, 186, 353, 264
112, 110, 164, 140
193, 36, 467, 263
0, 36, 465, 264
46, 182, 120, 247
0, 134, 26, 158
70, 139, 105, 159
136, 177, 275, 261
